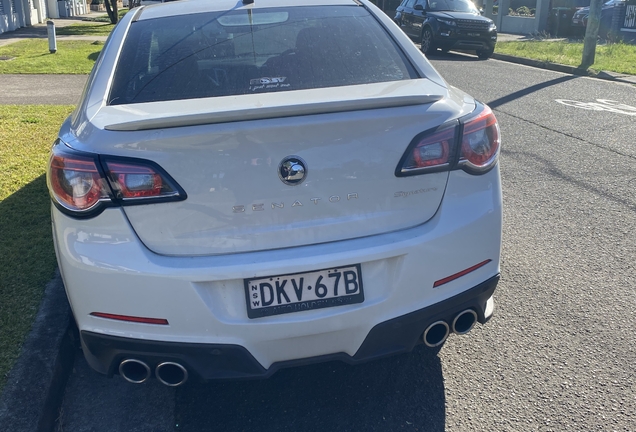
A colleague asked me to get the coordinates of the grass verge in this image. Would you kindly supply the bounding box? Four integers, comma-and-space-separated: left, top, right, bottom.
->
57, 23, 115, 36
0, 40, 102, 74
495, 40, 636, 75
84, 8, 129, 22
0, 105, 75, 394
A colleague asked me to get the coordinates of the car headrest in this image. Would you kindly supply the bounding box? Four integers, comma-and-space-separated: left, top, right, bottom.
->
296, 27, 332, 53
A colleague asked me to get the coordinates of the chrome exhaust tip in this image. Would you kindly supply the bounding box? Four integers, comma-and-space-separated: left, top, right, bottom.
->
452, 309, 478, 335
156, 362, 188, 387
423, 321, 450, 348
119, 359, 151, 384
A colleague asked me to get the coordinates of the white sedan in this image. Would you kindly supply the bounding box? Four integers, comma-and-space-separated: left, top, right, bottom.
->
48, 0, 502, 386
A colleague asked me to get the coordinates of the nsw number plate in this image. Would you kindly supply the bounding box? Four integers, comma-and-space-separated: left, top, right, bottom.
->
244, 264, 364, 319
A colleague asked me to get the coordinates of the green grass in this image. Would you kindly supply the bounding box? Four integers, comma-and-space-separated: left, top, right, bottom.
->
0, 105, 75, 393
57, 23, 114, 36
84, 8, 129, 22
0, 39, 102, 74
495, 40, 636, 75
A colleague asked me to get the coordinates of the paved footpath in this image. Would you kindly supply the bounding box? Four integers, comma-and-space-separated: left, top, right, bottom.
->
0, 14, 106, 104
0, 12, 108, 47
1, 74, 87, 104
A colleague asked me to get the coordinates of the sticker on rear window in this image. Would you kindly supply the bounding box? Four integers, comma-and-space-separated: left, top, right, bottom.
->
249, 77, 290, 92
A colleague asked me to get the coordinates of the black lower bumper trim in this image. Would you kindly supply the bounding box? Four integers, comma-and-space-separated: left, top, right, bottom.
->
80, 275, 499, 381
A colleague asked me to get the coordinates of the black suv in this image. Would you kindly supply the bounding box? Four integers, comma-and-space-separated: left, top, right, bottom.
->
394, 0, 498, 59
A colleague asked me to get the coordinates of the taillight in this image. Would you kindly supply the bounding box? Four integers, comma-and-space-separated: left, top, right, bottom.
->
47, 144, 111, 214
104, 160, 180, 200
47, 140, 186, 218
395, 122, 458, 177
459, 104, 500, 174
395, 102, 500, 177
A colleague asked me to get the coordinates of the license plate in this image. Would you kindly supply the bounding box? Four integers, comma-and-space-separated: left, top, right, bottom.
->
467, 32, 480, 36
573, 19, 579, 23
244, 264, 364, 319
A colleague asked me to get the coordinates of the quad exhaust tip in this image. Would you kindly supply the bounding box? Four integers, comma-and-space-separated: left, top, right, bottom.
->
423, 321, 450, 347
452, 309, 478, 335
119, 359, 151, 384
156, 362, 189, 387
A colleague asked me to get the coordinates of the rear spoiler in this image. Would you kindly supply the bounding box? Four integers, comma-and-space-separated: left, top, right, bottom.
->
105, 94, 442, 131
96, 80, 446, 132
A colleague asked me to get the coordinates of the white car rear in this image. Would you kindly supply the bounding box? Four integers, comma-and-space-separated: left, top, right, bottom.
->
48, 0, 501, 386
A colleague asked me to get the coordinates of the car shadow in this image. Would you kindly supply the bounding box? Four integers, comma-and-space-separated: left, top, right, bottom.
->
0, 174, 58, 328
175, 347, 446, 431
0, 175, 58, 391
57, 349, 176, 431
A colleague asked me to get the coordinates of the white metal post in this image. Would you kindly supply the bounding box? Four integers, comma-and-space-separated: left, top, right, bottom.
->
47, 19, 56, 53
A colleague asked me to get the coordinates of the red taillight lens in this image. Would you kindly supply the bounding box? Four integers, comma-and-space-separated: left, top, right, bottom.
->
398, 125, 456, 175
460, 105, 500, 173
395, 104, 499, 178
47, 141, 186, 217
104, 162, 172, 199
412, 129, 452, 168
48, 150, 110, 213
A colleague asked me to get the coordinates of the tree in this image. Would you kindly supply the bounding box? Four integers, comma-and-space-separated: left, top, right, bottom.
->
580, 0, 604, 69
104, 0, 119, 25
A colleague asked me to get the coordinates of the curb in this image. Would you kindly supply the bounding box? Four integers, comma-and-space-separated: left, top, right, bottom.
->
491, 53, 636, 85
0, 271, 76, 432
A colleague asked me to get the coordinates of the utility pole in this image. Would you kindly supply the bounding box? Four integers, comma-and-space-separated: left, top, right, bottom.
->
580, 0, 604, 69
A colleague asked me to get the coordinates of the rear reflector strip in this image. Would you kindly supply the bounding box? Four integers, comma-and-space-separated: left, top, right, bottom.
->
433, 259, 492, 288
90, 312, 169, 325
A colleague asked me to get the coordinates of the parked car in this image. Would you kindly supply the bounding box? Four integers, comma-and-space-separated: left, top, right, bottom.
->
48, 0, 502, 386
571, 0, 624, 36
394, 0, 497, 59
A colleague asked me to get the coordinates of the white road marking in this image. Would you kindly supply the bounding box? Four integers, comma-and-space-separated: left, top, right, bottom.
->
556, 99, 636, 116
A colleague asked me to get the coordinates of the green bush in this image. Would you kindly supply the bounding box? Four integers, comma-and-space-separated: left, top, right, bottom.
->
509, 6, 535, 16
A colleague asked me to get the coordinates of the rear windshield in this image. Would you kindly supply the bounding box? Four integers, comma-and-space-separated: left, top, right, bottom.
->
108, 6, 418, 105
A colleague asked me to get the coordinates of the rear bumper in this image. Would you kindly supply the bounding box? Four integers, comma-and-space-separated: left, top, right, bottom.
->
54, 166, 502, 375
81, 275, 498, 380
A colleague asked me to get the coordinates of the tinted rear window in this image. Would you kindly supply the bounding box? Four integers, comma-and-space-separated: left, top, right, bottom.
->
108, 6, 418, 105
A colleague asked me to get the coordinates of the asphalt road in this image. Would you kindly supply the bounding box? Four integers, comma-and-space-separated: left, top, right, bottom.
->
55, 56, 636, 431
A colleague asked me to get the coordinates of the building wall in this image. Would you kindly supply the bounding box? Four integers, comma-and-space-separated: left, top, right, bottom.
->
0, 12, 8, 34
0, 0, 23, 34
492, 0, 550, 34
501, 15, 538, 33
0, 0, 86, 34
